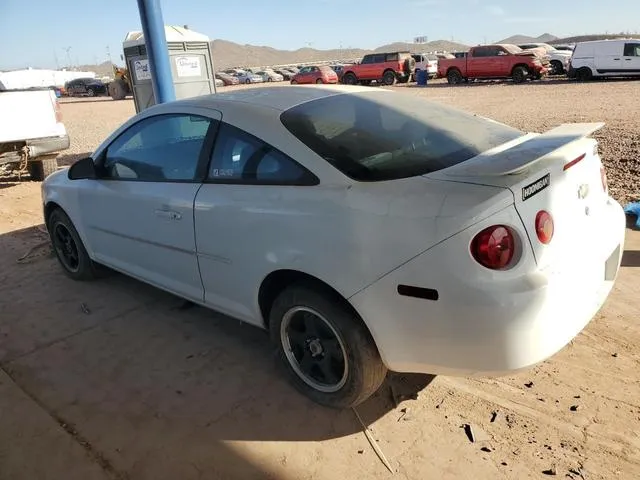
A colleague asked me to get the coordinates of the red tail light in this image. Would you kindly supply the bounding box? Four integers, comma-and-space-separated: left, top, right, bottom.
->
600, 166, 608, 193
563, 153, 586, 171
535, 210, 554, 244
470, 225, 515, 270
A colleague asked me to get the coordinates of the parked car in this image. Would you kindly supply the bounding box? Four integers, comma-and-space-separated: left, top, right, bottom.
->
291, 65, 339, 84
518, 42, 571, 75
438, 44, 548, 84
215, 78, 224, 88
567, 39, 640, 81
274, 69, 295, 80
215, 72, 240, 86
65, 77, 107, 97
224, 69, 264, 84
412, 53, 439, 79
341, 52, 415, 85
42, 85, 625, 409
255, 69, 284, 82
0, 85, 69, 180
554, 44, 575, 52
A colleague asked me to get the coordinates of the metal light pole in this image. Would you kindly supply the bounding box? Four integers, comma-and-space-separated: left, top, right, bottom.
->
136, 0, 175, 104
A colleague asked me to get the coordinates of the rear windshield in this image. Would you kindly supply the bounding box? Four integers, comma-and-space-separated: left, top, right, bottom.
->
280, 91, 524, 181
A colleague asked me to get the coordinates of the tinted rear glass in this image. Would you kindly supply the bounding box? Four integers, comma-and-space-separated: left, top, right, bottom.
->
280, 91, 524, 182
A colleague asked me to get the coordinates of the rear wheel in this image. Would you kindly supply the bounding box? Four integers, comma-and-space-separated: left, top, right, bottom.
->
576, 67, 593, 82
512, 66, 528, 84
447, 69, 463, 85
270, 285, 387, 409
28, 156, 58, 181
382, 70, 396, 85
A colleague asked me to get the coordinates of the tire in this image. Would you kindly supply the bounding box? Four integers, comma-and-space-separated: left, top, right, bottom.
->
108, 80, 126, 100
576, 67, 593, 82
342, 73, 357, 85
267, 77, 273, 82
550, 60, 564, 75
270, 284, 387, 409
245, 79, 251, 84
316, 78, 323, 84
404, 57, 416, 75
86, 88, 96, 97
397, 76, 409, 84
291, 79, 298, 85
447, 69, 463, 85
512, 66, 528, 84
47, 208, 106, 281
28, 156, 58, 181
382, 70, 396, 85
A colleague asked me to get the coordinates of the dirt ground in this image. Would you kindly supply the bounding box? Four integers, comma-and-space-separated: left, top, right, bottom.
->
1, 80, 639, 480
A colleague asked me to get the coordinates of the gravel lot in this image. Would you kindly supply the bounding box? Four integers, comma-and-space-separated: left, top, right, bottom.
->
1, 79, 639, 480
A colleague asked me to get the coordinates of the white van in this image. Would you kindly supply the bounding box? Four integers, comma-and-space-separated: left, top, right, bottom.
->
568, 39, 640, 81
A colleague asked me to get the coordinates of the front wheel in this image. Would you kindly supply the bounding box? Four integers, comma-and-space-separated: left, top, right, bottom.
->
512, 66, 528, 84
576, 67, 593, 82
270, 285, 387, 409
316, 78, 323, 84
47, 209, 106, 281
342, 73, 357, 85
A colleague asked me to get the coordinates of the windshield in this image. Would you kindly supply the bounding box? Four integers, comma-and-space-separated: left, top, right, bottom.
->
280, 91, 525, 182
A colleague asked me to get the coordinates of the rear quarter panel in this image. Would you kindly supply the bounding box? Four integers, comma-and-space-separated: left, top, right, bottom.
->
438, 58, 467, 76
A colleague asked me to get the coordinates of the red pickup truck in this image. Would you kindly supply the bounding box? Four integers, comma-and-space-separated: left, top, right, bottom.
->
341, 52, 415, 86
438, 44, 548, 84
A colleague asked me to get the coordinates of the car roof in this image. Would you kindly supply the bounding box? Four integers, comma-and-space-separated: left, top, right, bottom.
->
172, 85, 377, 112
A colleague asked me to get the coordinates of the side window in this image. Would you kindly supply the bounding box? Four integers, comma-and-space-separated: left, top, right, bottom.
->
624, 43, 640, 56
101, 114, 212, 182
361, 55, 373, 64
385, 53, 398, 62
374, 54, 387, 63
472, 48, 487, 57
208, 123, 317, 185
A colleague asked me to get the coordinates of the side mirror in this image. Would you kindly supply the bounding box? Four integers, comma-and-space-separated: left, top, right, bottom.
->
68, 157, 97, 180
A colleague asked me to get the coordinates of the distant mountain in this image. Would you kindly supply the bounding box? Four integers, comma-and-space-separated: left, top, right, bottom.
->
211, 40, 370, 70
210, 39, 470, 70
374, 40, 470, 54
549, 33, 640, 44
498, 33, 559, 44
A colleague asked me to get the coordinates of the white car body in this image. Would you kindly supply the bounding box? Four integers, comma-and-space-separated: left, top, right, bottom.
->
518, 43, 572, 74
568, 39, 640, 79
229, 69, 264, 84
42, 85, 625, 380
255, 70, 284, 82
412, 53, 438, 78
0, 87, 69, 177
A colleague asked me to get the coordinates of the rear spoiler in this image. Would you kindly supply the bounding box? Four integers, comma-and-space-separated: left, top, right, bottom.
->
444, 123, 605, 177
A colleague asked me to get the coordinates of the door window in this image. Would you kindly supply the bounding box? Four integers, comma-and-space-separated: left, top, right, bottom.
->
100, 114, 213, 182
623, 43, 640, 56
208, 123, 318, 185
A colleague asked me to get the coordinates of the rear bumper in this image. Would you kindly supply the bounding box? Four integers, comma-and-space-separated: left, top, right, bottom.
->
350, 199, 626, 376
0, 134, 70, 165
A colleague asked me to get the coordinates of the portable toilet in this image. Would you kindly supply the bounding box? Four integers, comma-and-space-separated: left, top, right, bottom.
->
122, 25, 217, 113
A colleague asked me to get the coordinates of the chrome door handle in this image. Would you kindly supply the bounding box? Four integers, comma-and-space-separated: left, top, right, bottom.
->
154, 209, 182, 220
614, 58, 621, 60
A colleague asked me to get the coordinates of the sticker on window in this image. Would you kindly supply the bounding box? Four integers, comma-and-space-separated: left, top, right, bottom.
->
211, 168, 235, 177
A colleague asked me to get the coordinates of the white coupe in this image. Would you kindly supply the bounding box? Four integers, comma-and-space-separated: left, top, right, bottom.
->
42, 85, 626, 408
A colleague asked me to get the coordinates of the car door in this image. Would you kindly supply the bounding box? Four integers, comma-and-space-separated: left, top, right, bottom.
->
595, 42, 623, 74
77, 110, 221, 302
193, 121, 319, 325
297, 66, 311, 83
467, 47, 490, 77
622, 42, 640, 75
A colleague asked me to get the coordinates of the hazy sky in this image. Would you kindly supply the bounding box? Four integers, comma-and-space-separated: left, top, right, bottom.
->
2, 0, 639, 69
